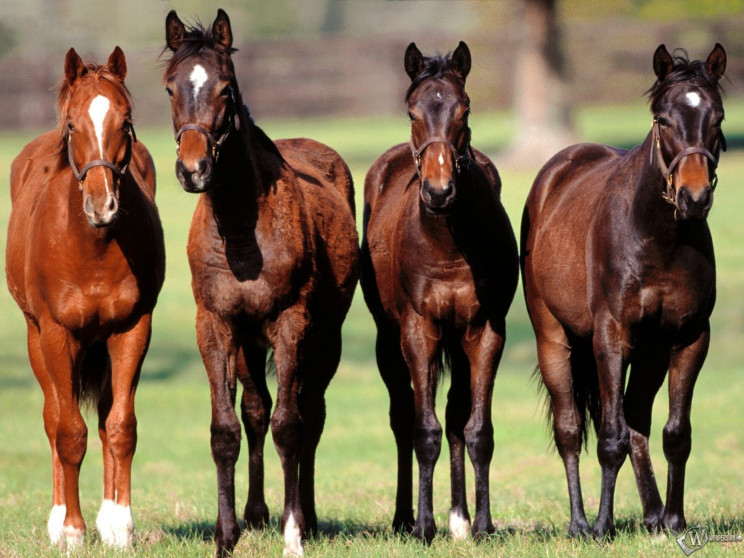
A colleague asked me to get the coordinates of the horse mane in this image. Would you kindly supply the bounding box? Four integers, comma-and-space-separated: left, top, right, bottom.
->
646, 49, 724, 112
161, 19, 238, 77
405, 51, 458, 101
55, 62, 133, 148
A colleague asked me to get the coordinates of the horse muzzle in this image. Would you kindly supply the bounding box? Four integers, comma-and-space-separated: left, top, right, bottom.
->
83, 190, 119, 228
675, 185, 713, 221
176, 157, 213, 193
421, 178, 456, 215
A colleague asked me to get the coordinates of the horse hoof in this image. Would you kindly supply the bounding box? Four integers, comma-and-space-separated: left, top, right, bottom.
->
244, 503, 269, 530
392, 514, 414, 535
643, 509, 665, 533
662, 514, 686, 533
592, 520, 616, 540
214, 522, 241, 557
412, 522, 436, 545
448, 510, 471, 540
568, 518, 592, 539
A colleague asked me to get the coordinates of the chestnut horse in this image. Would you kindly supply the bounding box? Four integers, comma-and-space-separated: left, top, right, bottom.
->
361, 42, 518, 542
5, 47, 165, 549
521, 44, 726, 538
162, 10, 358, 557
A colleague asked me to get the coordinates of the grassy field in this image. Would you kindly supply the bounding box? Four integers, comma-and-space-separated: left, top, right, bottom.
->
1, 101, 743, 557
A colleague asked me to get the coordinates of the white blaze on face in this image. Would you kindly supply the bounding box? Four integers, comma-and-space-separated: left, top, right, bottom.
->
190, 64, 209, 101
88, 95, 111, 157
686, 91, 701, 108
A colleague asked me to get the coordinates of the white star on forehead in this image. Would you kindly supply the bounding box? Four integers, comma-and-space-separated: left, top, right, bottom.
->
686, 91, 701, 108
190, 64, 208, 100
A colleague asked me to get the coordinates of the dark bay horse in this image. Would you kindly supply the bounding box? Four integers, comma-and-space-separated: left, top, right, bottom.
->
361, 42, 518, 542
521, 44, 726, 538
5, 47, 165, 549
163, 10, 359, 557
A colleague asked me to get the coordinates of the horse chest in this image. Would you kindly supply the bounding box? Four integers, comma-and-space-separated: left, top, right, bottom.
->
399, 263, 480, 324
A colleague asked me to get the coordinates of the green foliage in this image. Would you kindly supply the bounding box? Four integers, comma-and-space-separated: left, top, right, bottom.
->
2, 103, 744, 556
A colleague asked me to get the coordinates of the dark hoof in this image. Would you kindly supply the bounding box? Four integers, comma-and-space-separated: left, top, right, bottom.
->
643, 509, 665, 533
592, 519, 616, 540
471, 517, 495, 538
214, 521, 241, 557
412, 521, 436, 545
243, 502, 269, 530
663, 514, 687, 533
392, 512, 415, 535
568, 518, 592, 539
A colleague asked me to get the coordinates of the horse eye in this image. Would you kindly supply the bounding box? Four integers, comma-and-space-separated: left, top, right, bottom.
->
463, 109, 471, 121
220, 85, 232, 97
657, 116, 670, 127
407, 111, 415, 122
165, 87, 174, 97
67, 123, 75, 133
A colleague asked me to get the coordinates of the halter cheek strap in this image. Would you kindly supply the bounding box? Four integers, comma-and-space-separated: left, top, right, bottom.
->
67, 124, 135, 184
174, 87, 242, 161
651, 117, 719, 206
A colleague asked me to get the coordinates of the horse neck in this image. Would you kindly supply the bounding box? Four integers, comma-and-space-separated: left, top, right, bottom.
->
206, 118, 280, 234
630, 132, 687, 241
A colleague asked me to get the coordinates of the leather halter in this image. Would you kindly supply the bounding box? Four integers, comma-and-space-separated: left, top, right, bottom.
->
410, 135, 473, 178
651, 117, 719, 206
67, 124, 135, 184
174, 87, 241, 161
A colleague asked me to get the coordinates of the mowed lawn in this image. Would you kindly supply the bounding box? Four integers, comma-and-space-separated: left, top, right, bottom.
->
1, 102, 743, 557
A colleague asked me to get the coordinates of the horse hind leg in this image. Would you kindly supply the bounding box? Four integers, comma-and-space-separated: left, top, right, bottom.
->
297, 326, 343, 536
238, 343, 271, 529
376, 325, 415, 533
624, 348, 667, 533
445, 344, 472, 539
25, 319, 67, 546
537, 327, 593, 538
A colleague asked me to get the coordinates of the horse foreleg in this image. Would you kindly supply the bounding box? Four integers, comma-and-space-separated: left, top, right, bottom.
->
197, 308, 242, 557
238, 344, 271, 530
26, 318, 66, 545
624, 350, 668, 533
461, 324, 504, 538
445, 345, 471, 540
400, 308, 442, 545
592, 314, 631, 539
38, 317, 87, 549
376, 325, 415, 533
271, 306, 307, 557
96, 314, 152, 548
662, 327, 709, 532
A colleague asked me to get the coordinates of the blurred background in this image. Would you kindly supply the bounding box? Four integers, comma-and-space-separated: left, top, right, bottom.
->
2, 0, 743, 152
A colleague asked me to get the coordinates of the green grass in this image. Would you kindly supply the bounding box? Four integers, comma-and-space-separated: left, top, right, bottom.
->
1, 102, 744, 557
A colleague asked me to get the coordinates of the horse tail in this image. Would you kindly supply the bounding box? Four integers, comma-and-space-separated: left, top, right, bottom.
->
569, 338, 601, 447
533, 337, 601, 449
78, 340, 111, 410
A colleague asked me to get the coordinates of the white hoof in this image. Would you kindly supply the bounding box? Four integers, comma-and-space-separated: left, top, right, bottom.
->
449, 510, 471, 540
282, 513, 304, 557
96, 499, 134, 547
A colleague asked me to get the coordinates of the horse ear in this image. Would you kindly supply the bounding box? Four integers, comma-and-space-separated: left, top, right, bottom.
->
705, 43, 726, 82
166, 10, 185, 52
213, 9, 233, 51
64, 48, 87, 84
653, 44, 674, 81
451, 41, 471, 81
404, 42, 424, 81
107, 46, 127, 82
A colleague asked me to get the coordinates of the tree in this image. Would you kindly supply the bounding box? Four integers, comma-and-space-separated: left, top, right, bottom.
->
503, 0, 576, 167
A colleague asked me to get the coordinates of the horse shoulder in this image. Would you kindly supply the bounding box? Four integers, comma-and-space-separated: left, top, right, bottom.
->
9, 131, 60, 204
129, 140, 157, 197
470, 147, 502, 197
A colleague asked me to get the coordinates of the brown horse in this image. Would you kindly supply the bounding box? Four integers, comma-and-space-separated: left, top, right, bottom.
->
5, 47, 165, 549
521, 44, 726, 538
162, 10, 359, 557
361, 42, 518, 543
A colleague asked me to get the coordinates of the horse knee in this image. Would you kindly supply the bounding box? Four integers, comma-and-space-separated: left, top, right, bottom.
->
413, 419, 442, 464
663, 419, 691, 465
597, 424, 629, 470
464, 420, 494, 463
57, 418, 88, 465
105, 412, 137, 458
553, 413, 583, 458
211, 417, 242, 465
271, 406, 301, 453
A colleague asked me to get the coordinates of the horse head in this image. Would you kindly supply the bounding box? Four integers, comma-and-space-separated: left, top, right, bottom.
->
405, 41, 472, 215
649, 43, 726, 221
163, 9, 242, 193
60, 47, 135, 227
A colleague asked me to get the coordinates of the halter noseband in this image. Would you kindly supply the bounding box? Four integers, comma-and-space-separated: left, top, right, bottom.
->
410, 135, 473, 178
174, 87, 241, 162
67, 124, 136, 184
651, 117, 719, 207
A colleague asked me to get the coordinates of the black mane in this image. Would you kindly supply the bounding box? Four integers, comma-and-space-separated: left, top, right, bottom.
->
406, 52, 457, 100
647, 49, 724, 112
161, 19, 238, 75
